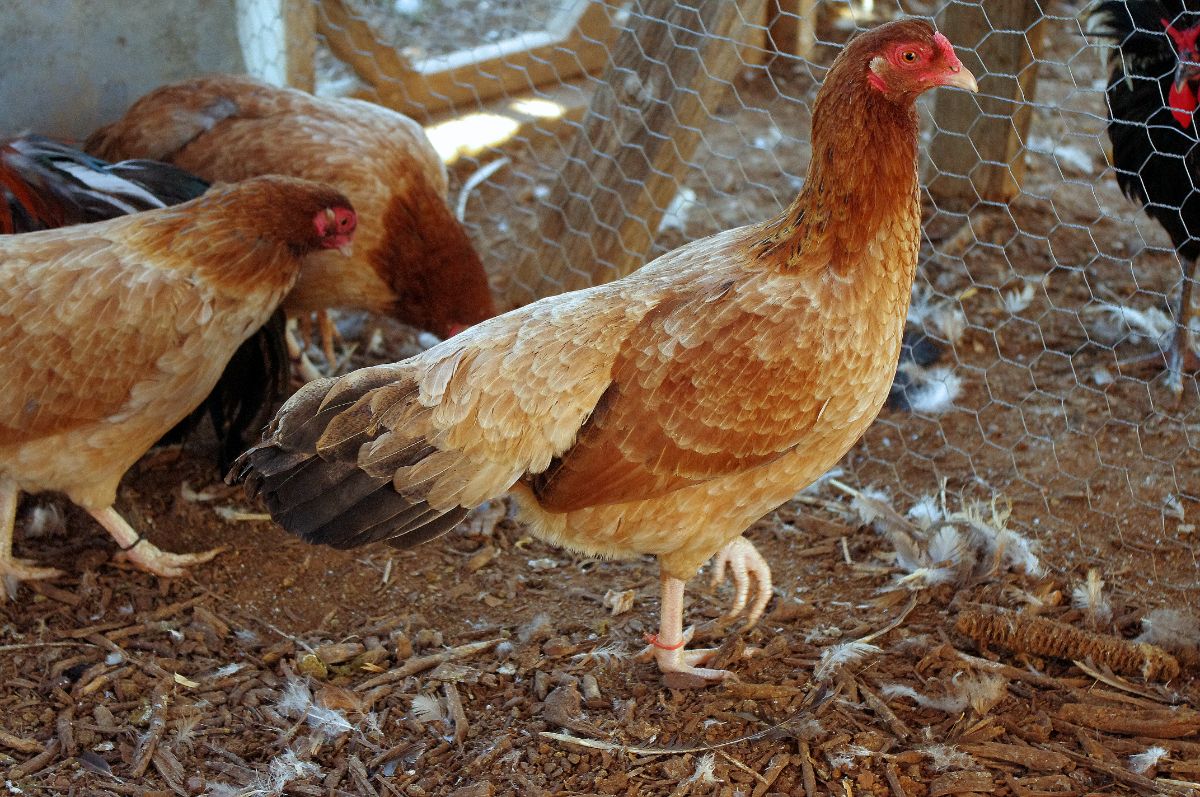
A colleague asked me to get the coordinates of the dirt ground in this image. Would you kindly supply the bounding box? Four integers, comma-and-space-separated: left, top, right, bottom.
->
3, 1, 1200, 796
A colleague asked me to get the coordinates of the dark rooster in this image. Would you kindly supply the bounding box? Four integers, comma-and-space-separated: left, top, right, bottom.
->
1088, 1, 1200, 392
0, 135, 288, 469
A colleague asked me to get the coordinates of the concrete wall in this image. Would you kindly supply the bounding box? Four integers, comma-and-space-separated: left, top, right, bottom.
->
1, 0, 247, 140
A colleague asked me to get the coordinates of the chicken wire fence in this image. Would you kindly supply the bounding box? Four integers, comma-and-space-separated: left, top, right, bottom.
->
244, 0, 1197, 596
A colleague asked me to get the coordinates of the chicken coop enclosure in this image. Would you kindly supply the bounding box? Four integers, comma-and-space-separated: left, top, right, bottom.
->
3, 1, 1200, 796
262, 0, 1198, 575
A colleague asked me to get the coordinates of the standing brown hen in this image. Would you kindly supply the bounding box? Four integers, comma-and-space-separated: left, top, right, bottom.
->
1, 176, 355, 593
86, 75, 496, 352
232, 20, 977, 680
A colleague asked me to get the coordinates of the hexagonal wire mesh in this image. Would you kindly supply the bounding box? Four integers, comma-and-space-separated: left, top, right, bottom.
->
246, 0, 1197, 602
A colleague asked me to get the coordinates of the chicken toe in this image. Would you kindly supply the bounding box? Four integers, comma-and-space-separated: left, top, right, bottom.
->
709, 536, 773, 628
0, 479, 62, 598
90, 507, 223, 577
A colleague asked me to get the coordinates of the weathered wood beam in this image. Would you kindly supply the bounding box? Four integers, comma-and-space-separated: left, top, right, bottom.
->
318, 0, 615, 120
506, 0, 765, 307
927, 0, 1047, 207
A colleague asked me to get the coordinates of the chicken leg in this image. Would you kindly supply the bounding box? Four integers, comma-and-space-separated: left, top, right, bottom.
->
647, 537, 774, 680
0, 478, 62, 597
1118, 255, 1200, 395
1167, 256, 1200, 395
91, 506, 223, 577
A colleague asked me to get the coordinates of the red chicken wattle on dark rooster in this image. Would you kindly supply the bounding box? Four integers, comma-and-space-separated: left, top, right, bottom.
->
1088, 1, 1200, 393
1165, 17, 1200, 126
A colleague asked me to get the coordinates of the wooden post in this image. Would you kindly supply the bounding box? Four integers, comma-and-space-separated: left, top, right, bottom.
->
235, 0, 316, 90
768, 0, 819, 61
506, 0, 765, 307
282, 0, 317, 91
927, 0, 1047, 207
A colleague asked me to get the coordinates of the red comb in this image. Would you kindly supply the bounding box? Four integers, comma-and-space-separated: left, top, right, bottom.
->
933, 31, 963, 68
1164, 18, 1200, 52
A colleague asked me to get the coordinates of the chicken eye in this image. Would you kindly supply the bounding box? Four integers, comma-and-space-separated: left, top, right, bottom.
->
902, 50, 919, 63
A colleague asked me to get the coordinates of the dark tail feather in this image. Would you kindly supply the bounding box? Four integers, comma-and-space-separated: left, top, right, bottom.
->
159, 309, 290, 471
229, 374, 470, 553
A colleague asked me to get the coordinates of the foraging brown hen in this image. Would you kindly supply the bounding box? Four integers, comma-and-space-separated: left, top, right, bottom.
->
86, 74, 496, 356
231, 20, 976, 680
0, 176, 355, 593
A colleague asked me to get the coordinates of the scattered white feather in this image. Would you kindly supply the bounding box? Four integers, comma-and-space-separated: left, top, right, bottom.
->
906, 495, 944, 528
1001, 282, 1037, 315
393, 0, 422, 13
276, 679, 312, 719
902, 366, 962, 414
211, 663, 245, 679
411, 693, 446, 724
1136, 609, 1200, 652
849, 488, 894, 528
907, 284, 967, 345
526, 558, 559, 570
752, 125, 783, 150
920, 744, 977, 771
814, 641, 881, 681
1072, 569, 1112, 624
1128, 746, 1169, 775
24, 505, 64, 538
1092, 366, 1115, 386
518, 613, 554, 644
1028, 134, 1094, 173
657, 187, 699, 233
275, 678, 352, 738
927, 526, 964, 566
1164, 494, 1185, 521
686, 753, 719, 786
571, 640, 627, 664
1086, 303, 1174, 347
267, 749, 322, 792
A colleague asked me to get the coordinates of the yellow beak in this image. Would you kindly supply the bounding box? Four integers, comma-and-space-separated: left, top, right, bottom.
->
941, 65, 979, 93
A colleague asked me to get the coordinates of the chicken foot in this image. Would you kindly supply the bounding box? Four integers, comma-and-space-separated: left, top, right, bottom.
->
647, 573, 733, 680
709, 536, 773, 627
0, 478, 62, 597
90, 506, 223, 577
643, 537, 774, 681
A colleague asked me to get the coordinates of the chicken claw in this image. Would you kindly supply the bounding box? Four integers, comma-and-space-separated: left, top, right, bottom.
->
709, 536, 773, 627
1, 559, 64, 600
115, 543, 225, 578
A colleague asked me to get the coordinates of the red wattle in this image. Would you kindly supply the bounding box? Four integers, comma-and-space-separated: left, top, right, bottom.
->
1169, 81, 1197, 128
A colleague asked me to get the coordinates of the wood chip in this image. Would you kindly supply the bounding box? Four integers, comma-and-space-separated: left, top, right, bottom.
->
354, 639, 500, 691
0, 729, 45, 754
929, 770, 997, 796
1058, 704, 1200, 739
959, 742, 1072, 772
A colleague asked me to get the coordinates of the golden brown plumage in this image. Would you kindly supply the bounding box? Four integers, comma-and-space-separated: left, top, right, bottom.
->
232, 20, 978, 679
0, 176, 356, 594
85, 75, 496, 340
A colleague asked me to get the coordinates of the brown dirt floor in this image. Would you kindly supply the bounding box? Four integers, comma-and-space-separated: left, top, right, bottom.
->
3, 1, 1199, 796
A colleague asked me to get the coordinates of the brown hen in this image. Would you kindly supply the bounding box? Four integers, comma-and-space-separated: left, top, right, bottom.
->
232, 20, 977, 680
86, 74, 496, 351
0, 176, 355, 594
